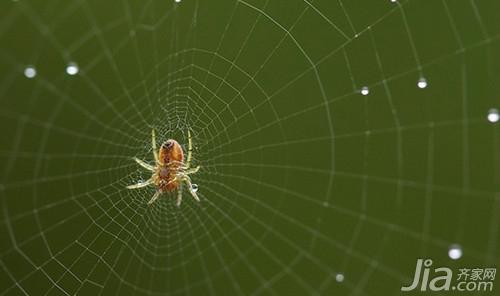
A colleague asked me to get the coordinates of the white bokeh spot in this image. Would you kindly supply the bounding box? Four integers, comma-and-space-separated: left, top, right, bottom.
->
487, 108, 499, 123
335, 273, 345, 283
24, 66, 37, 78
66, 62, 79, 75
448, 244, 462, 260
417, 78, 428, 89
361, 86, 369, 96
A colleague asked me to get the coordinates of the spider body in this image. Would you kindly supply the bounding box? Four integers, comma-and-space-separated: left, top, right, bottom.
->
159, 140, 183, 165
126, 129, 200, 206
156, 140, 183, 192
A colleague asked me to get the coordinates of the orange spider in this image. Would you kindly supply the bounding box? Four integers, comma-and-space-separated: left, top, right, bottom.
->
126, 129, 200, 206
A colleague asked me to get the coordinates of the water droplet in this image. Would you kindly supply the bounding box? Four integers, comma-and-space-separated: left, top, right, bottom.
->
24, 66, 36, 78
487, 108, 499, 123
448, 244, 462, 260
191, 183, 198, 193
335, 273, 345, 282
360, 86, 369, 96
175, 0, 181, 3
417, 77, 428, 89
66, 62, 79, 75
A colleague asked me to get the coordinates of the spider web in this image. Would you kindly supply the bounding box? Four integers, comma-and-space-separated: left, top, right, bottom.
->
0, 0, 499, 295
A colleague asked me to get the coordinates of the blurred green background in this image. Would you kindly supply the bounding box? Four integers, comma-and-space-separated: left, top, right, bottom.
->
0, 0, 499, 295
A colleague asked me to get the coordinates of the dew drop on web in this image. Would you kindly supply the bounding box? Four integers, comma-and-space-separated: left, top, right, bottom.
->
66, 62, 79, 75
360, 86, 369, 96
448, 244, 462, 260
487, 108, 499, 123
24, 66, 36, 78
417, 77, 428, 89
335, 273, 345, 282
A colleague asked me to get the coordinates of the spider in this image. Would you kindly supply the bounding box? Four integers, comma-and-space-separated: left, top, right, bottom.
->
126, 129, 200, 206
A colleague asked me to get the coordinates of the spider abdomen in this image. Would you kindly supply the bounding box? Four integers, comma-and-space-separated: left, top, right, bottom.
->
156, 139, 184, 192
159, 139, 184, 165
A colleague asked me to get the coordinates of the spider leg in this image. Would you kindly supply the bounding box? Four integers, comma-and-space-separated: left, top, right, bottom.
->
184, 165, 200, 175
185, 129, 193, 169
164, 176, 178, 187
176, 186, 183, 207
183, 175, 200, 202
152, 129, 159, 164
148, 191, 161, 205
126, 178, 153, 189
134, 157, 154, 171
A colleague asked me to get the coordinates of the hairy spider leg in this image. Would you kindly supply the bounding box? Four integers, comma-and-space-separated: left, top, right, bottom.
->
183, 175, 200, 202
186, 129, 193, 169
148, 191, 161, 205
184, 166, 200, 175
126, 178, 153, 189
152, 129, 159, 164
176, 186, 183, 207
134, 157, 154, 171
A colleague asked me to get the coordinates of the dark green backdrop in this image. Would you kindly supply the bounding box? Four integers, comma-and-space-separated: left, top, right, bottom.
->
0, 0, 499, 295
